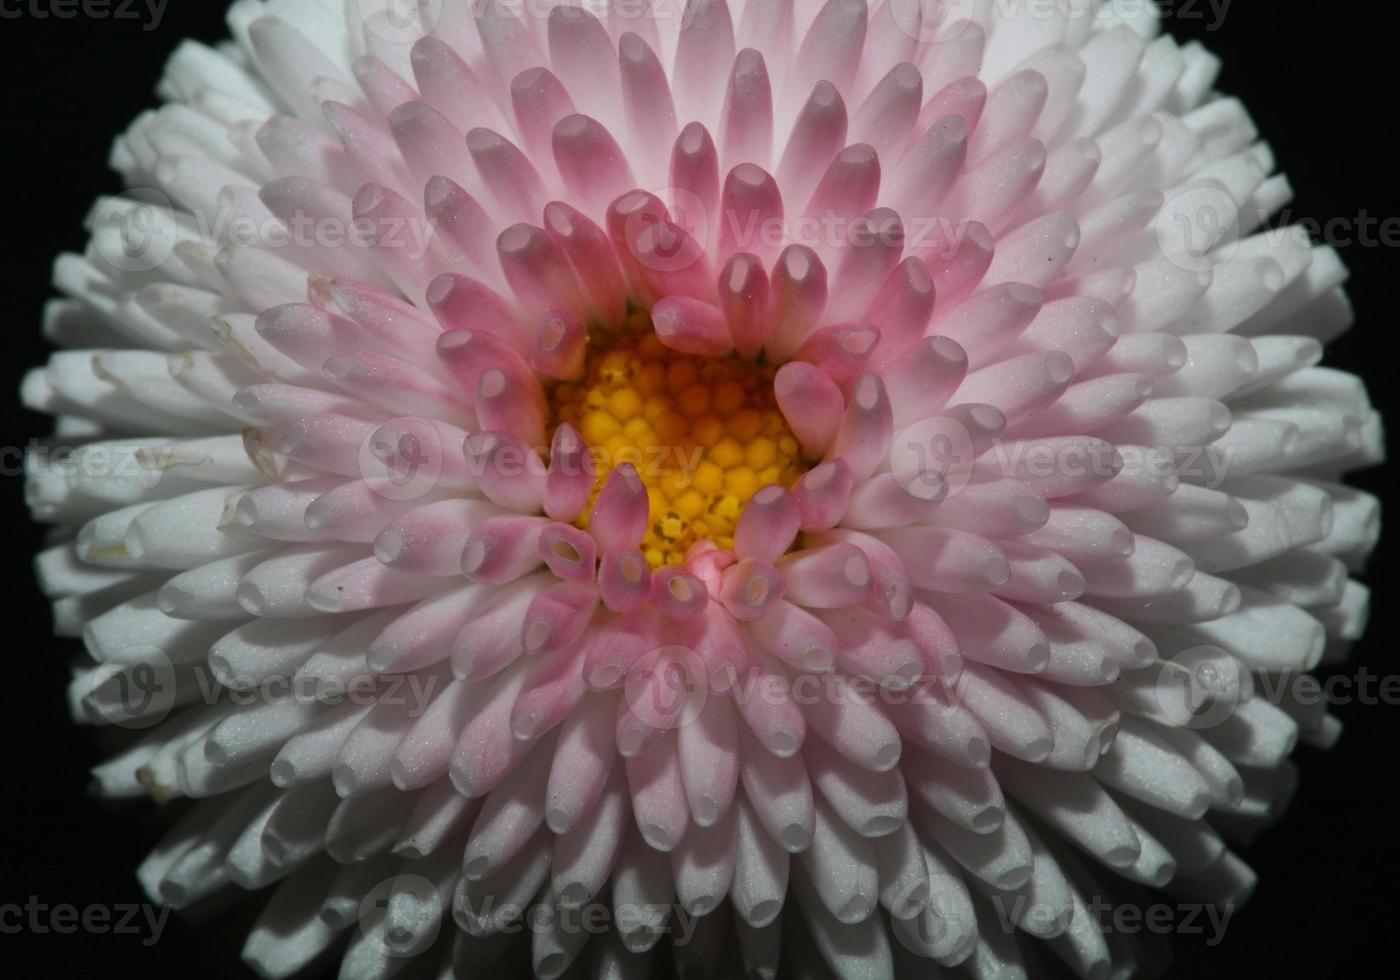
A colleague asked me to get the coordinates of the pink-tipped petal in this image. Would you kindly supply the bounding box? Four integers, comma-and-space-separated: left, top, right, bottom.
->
522, 581, 598, 655
777, 80, 849, 210
734, 486, 802, 563
496, 223, 580, 317
843, 471, 947, 530
427, 276, 526, 353
544, 423, 595, 523
721, 49, 774, 172
750, 600, 838, 674
810, 529, 914, 621
536, 523, 599, 584
671, 123, 720, 241
510, 67, 576, 172
792, 460, 855, 533
774, 361, 845, 458
464, 431, 547, 513
589, 465, 649, 553
542, 200, 628, 324
828, 373, 894, 481
650, 297, 733, 357
717, 252, 770, 359
462, 516, 549, 585
619, 32, 679, 180
598, 549, 652, 614
882, 336, 970, 428
424, 176, 495, 277
865, 257, 938, 366
531, 311, 588, 381
768, 244, 829, 360
466, 126, 548, 226
719, 558, 787, 622
649, 566, 710, 622
792, 322, 881, 394
778, 543, 873, 611
720, 164, 784, 268
476, 365, 547, 449
553, 114, 636, 217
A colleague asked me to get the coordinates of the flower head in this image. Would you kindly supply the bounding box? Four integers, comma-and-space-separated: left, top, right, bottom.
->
26, 0, 1380, 977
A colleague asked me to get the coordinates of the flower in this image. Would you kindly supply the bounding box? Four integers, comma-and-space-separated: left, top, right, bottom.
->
23, 0, 1381, 977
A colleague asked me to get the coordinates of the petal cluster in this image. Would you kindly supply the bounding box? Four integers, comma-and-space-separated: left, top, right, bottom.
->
24, 1, 1380, 978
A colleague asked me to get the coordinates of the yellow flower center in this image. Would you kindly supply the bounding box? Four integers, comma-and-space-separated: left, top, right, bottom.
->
547, 310, 809, 568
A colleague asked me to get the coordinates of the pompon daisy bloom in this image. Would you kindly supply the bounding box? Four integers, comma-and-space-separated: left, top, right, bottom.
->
23, 0, 1381, 977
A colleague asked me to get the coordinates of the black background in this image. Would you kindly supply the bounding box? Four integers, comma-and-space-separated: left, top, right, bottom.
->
0, 2, 1394, 977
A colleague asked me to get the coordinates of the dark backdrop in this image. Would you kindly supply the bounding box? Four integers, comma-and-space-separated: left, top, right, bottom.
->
0, 2, 1393, 977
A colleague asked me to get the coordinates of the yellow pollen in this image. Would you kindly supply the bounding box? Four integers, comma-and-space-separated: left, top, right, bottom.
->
547, 310, 808, 567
